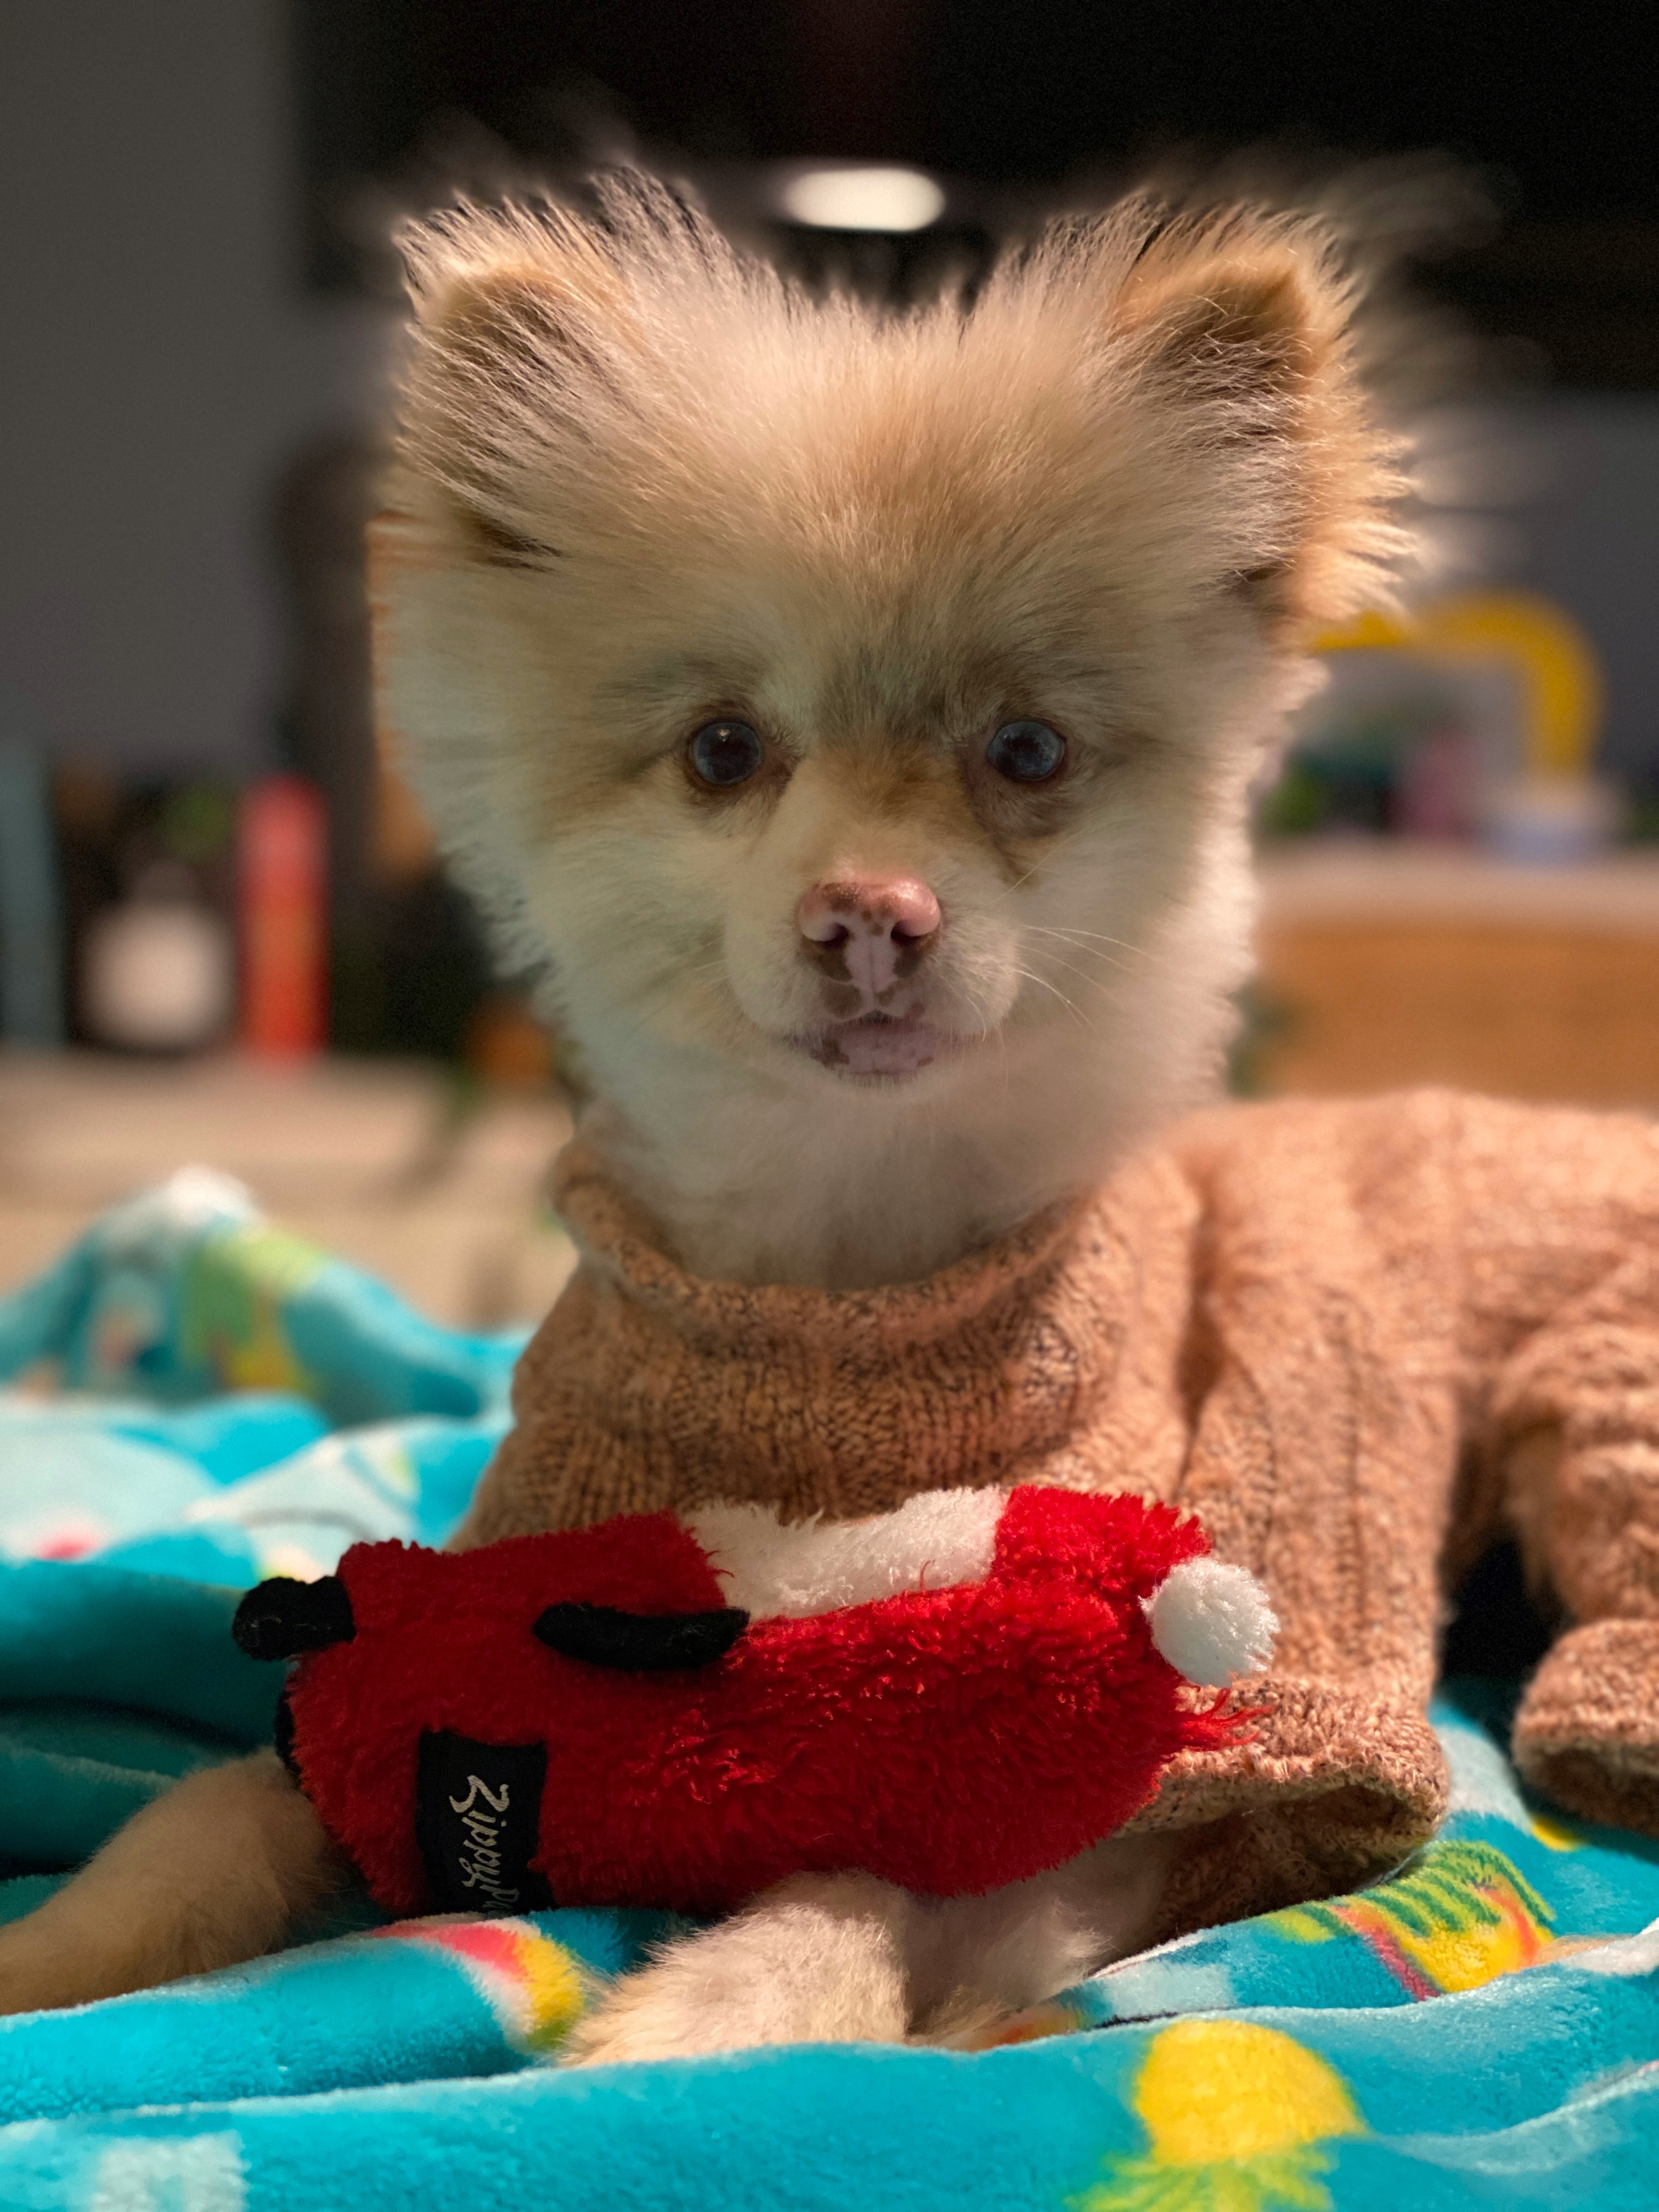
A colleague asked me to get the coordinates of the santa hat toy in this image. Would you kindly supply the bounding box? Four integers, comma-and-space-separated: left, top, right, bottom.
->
233, 1483, 1276, 1917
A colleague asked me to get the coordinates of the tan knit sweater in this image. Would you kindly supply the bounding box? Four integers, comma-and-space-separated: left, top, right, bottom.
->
460, 1090, 1659, 1938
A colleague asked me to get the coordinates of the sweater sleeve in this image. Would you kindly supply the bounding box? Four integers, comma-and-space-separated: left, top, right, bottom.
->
1490, 1255, 1659, 1833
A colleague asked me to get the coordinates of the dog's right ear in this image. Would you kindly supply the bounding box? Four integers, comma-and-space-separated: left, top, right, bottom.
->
394, 199, 639, 570
396, 177, 744, 572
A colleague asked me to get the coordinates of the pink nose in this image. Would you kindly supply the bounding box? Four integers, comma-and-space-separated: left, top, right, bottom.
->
798, 876, 941, 947
797, 876, 941, 1005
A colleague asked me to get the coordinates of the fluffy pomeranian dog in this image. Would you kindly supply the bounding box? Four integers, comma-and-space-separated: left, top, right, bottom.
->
0, 172, 1414, 2049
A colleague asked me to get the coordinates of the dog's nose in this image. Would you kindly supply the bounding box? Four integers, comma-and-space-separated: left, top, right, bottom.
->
798, 877, 941, 948
797, 876, 941, 1001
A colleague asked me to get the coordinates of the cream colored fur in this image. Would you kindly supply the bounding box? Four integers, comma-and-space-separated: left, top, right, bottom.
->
0, 171, 1413, 2049
0, 1752, 343, 2015
562, 1833, 1177, 2066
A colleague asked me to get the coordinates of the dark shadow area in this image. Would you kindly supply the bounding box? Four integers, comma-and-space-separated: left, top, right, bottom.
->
1439, 1539, 1556, 1686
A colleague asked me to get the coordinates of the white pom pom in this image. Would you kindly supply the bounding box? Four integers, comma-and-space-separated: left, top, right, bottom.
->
1144, 1558, 1277, 1686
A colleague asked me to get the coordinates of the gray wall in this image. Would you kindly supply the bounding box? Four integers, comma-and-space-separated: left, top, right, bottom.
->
1506, 398, 1659, 791
0, 0, 392, 777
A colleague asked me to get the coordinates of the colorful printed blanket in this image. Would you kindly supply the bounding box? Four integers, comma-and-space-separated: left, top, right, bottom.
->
2, 1175, 1658, 2209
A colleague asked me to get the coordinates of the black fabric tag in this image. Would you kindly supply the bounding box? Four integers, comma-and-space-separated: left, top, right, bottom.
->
414, 1730, 553, 1914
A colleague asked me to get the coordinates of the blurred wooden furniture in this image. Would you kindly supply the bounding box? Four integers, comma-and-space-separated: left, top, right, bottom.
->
1253, 844, 1659, 1108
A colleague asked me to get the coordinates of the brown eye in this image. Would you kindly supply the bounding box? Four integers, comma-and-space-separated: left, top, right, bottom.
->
687, 720, 765, 788
986, 721, 1066, 783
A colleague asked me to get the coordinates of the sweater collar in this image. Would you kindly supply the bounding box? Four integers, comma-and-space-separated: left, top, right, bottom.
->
550, 1139, 1093, 1351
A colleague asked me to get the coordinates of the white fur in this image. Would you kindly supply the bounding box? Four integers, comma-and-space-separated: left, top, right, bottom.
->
561, 1873, 913, 2064
685, 1488, 1003, 1620
1146, 1556, 1278, 1685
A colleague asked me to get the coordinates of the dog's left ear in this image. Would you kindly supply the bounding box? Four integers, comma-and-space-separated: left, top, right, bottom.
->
391, 174, 735, 573
392, 197, 639, 569
1115, 213, 1406, 630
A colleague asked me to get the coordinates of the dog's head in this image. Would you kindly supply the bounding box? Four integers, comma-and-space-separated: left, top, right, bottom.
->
376, 176, 1406, 1186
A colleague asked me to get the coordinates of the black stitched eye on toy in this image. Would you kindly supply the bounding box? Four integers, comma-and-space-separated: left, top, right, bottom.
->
533, 1601, 749, 1671
687, 720, 765, 788
985, 721, 1066, 784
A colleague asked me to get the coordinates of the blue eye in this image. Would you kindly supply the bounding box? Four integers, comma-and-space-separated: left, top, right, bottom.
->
986, 721, 1066, 784
687, 720, 765, 788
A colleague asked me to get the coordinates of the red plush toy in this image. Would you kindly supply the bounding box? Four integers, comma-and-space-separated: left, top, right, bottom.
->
232, 1484, 1276, 1917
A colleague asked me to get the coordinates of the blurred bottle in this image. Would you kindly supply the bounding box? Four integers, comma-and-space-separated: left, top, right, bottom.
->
239, 776, 327, 1058
81, 861, 235, 1052
68, 778, 238, 1056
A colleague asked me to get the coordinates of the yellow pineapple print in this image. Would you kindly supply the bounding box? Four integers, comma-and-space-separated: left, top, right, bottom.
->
1272, 1840, 1555, 1997
1076, 2020, 1364, 2212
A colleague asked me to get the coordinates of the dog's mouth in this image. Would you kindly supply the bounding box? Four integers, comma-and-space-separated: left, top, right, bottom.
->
787, 1010, 962, 1081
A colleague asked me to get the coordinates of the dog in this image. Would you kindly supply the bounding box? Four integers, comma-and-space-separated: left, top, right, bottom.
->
0, 172, 1417, 2052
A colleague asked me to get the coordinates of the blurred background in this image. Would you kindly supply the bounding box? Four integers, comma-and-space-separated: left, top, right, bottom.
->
3, 0, 1658, 1328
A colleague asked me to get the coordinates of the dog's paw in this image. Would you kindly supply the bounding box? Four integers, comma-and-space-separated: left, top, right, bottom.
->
0, 1895, 200, 2017
907, 1989, 1018, 2051
562, 1953, 898, 2067
559, 1882, 911, 2066
0, 1916, 102, 2018
560, 1968, 758, 2067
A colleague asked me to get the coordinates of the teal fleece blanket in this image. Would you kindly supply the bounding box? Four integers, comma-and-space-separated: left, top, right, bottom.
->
2, 1175, 1658, 2209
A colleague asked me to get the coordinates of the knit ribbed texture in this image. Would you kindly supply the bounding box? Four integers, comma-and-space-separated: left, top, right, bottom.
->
460, 1089, 1659, 1936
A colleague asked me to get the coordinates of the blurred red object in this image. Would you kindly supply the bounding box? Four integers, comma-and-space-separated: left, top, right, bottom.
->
239, 776, 327, 1057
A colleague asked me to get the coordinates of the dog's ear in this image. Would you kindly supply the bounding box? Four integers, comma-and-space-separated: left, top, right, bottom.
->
393, 196, 643, 568
1115, 215, 1407, 629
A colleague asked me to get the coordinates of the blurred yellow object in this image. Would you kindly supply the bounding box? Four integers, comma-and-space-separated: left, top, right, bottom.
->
1310, 589, 1604, 780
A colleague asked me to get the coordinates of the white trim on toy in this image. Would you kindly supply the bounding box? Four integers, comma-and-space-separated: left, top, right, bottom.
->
1144, 1557, 1278, 1685
685, 1488, 1004, 1622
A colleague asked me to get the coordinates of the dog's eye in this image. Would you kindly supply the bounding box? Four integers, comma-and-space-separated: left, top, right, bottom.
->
687, 720, 765, 788
985, 721, 1066, 784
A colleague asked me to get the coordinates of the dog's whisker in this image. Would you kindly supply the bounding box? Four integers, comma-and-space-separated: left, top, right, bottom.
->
1023, 941, 1135, 986
1024, 926, 1159, 960
1021, 926, 1172, 976
1012, 965, 1097, 1040
1017, 939, 1130, 996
